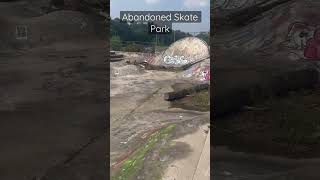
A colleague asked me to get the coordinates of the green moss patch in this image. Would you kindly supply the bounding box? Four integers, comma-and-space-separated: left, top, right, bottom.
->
171, 90, 210, 112
112, 124, 176, 180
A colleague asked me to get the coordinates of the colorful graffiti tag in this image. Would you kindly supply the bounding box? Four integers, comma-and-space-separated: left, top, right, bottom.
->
286, 22, 314, 50
163, 55, 189, 65
146, 54, 156, 64
182, 61, 210, 81
282, 22, 320, 60
304, 29, 320, 60
200, 66, 210, 81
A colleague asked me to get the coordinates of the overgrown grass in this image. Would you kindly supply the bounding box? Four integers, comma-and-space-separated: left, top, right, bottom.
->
171, 90, 210, 112
111, 124, 176, 180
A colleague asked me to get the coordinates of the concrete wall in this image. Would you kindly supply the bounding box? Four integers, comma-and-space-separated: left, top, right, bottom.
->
0, 10, 104, 49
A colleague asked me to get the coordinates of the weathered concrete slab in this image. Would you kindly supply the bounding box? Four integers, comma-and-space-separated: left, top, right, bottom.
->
162, 124, 210, 180
213, 146, 320, 180
180, 58, 210, 82
212, 1, 320, 116
0, 10, 105, 49
193, 130, 210, 180
213, 49, 319, 116
0, 41, 107, 180
214, 0, 320, 61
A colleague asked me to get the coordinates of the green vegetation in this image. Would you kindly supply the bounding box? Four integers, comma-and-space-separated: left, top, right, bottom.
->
111, 124, 176, 180
124, 43, 144, 52
171, 90, 210, 112
110, 36, 122, 51
195, 32, 210, 44
110, 18, 209, 52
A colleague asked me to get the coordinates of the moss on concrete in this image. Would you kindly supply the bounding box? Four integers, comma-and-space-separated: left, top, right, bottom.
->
171, 90, 210, 112
112, 124, 176, 180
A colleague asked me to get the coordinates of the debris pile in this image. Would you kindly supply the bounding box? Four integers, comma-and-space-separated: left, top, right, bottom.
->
110, 51, 124, 62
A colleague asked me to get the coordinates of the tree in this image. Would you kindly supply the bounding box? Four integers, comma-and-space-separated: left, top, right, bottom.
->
196, 32, 210, 44
110, 36, 122, 51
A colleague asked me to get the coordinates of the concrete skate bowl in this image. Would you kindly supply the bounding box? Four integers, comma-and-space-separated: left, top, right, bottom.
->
147, 37, 210, 69
180, 58, 210, 82
215, 0, 320, 60
0, 10, 101, 49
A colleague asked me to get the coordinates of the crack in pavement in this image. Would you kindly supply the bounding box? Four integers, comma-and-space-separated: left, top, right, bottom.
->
111, 87, 162, 127
33, 132, 106, 180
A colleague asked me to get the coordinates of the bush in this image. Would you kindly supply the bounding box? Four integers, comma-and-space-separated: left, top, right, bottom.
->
196, 32, 209, 44
124, 43, 144, 52
110, 36, 122, 51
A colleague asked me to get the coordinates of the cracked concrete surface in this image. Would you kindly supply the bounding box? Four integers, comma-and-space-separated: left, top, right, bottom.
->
0, 40, 107, 180
110, 56, 210, 179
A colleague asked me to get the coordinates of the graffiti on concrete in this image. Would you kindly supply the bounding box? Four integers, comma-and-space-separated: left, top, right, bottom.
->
286, 22, 314, 50
183, 63, 200, 78
146, 37, 209, 68
281, 22, 320, 60
163, 55, 189, 65
183, 60, 210, 81
146, 54, 156, 64
200, 66, 210, 81
304, 29, 320, 60
16, 25, 28, 40
80, 21, 87, 30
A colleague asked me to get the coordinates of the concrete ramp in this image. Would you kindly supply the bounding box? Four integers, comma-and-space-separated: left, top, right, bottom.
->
181, 58, 210, 82
215, 0, 320, 61
148, 37, 210, 69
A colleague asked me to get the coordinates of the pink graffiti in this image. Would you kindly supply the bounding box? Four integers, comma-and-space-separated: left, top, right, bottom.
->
147, 54, 156, 64
201, 66, 210, 81
283, 22, 320, 60
304, 29, 320, 60
193, 64, 201, 73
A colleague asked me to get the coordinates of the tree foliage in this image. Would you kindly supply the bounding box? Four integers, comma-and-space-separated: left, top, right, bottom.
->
110, 18, 209, 52
110, 36, 122, 51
